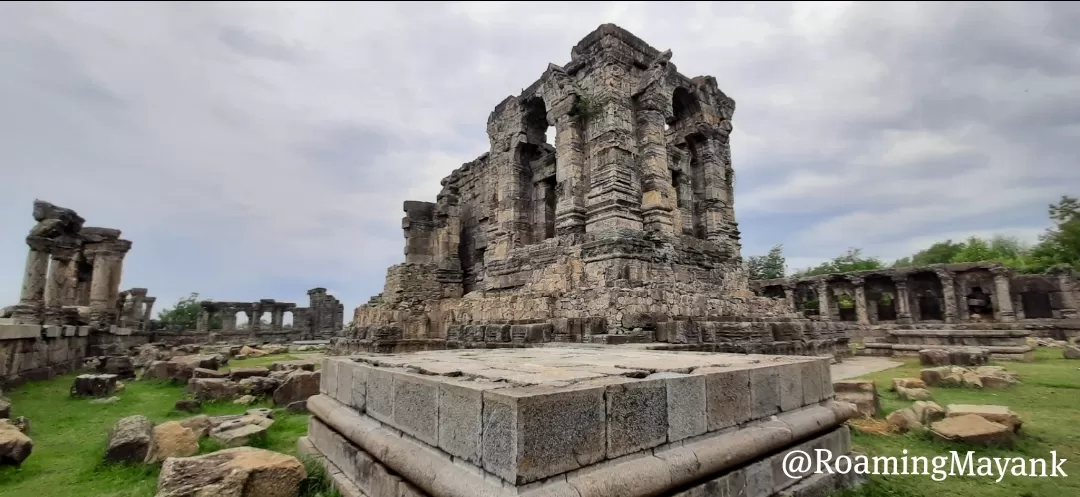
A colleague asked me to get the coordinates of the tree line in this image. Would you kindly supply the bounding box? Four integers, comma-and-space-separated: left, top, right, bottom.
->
746, 195, 1080, 280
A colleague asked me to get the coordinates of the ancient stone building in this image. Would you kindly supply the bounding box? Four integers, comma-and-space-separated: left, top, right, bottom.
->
190, 288, 344, 342
343, 24, 844, 356
1, 200, 155, 385
752, 262, 1080, 360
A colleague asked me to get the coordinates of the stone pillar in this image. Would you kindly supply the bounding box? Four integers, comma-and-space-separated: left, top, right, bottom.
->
196, 307, 209, 332
934, 269, 958, 324
782, 283, 797, 315
634, 93, 676, 234
553, 113, 587, 236
815, 280, 831, 321
142, 297, 156, 331
43, 240, 79, 325
12, 236, 53, 324
849, 277, 869, 325
105, 241, 132, 314
271, 309, 283, 331
251, 309, 263, 332
584, 95, 643, 233
1054, 269, 1079, 319
85, 243, 115, 326
892, 274, 913, 324
221, 308, 237, 332
991, 267, 1016, 322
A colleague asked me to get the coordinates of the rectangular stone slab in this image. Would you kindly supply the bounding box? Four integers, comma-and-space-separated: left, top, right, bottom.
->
322, 348, 831, 485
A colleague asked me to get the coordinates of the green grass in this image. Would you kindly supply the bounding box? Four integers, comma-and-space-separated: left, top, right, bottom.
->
837, 347, 1080, 496
0, 353, 323, 497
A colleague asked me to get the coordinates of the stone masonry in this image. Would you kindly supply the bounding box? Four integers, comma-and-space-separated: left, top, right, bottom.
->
188, 288, 344, 342
342, 24, 847, 357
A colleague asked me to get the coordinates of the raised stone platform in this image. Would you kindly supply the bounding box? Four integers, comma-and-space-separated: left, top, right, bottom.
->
862, 328, 1034, 361
0, 323, 148, 387
304, 347, 858, 497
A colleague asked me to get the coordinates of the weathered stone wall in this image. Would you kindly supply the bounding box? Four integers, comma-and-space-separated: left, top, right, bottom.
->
0, 324, 151, 387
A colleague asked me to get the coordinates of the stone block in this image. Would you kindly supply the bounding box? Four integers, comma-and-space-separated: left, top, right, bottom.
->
109, 326, 132, 336
650, 372, 706, 442
345, 361, 367, 411
700, 368, 751, 431
319, 358, 338, 397
76, 326, 90, 337
437, 379, 504, 464
777, 362, 805, 412
392, 373, 440, 446
605, 378, 667, 457
43, 326, 61, 338
365, 366, 394, 424
483, 383, 606, 484
62, 325, 76, 337
801, 359, 829, 405
750, 365, 781, 419
0, 325, 41, 340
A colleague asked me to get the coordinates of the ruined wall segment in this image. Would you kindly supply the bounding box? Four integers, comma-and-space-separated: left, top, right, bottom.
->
343, 25, 845, 356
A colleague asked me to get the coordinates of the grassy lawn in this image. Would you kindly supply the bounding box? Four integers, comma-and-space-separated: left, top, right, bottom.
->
836, 347, 1080, 497
0, 353, 324, 497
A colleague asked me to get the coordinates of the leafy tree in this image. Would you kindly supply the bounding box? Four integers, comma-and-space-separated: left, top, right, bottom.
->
1030, 195, 1080, 270
893, 239, 966, 267
746, 244, 786, 280
792, 248, 884, 277
157, 293, 221, 331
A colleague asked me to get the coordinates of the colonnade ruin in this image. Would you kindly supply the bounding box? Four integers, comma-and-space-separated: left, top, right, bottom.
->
194, 288, 344, 339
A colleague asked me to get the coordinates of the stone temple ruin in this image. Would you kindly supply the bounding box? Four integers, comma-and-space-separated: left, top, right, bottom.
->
307, 25, 860, 497
194, 287, 344, 340
341, 24, 847, 358
753, 262, 1080, 361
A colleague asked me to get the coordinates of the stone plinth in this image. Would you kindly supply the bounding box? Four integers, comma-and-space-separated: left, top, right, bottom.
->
304, 347, 856, 497
864, 329, 1034, 361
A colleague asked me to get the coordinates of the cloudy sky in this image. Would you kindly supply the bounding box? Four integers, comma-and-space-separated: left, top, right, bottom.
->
2, 2, 1078, 320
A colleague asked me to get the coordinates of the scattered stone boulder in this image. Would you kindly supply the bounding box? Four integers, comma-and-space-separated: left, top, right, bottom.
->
133, 344, 167, 367
0, 419, 32, 467
155, 447, 306, 497
886, 408, 923, 433
174, 399, 201, 413
246, 408, 273, 419
239, 376, 281, 397
919, 347, 990, 367
233, 395, 257, 406
170, 355, 220, 371
229, 367, 270, 381
945, 404, 1023, 432
286, 401, 308, 414
239, 346, 266, 358
105, 415, 154, 463
890, 378, 926, 391
1064, 345, 1080, 360
832, 379, 881, 418
896, 386, 933, 401
931, 414, 1014, 447
192, 368, 229, 379
921, 365, 1019, 389
99, 356, 137, 380
208, 415, 274, 447
178, 415, 212, 438
272, 370, 321, 407
91, 396, 121, 405
270, 360, 316, 372
0, 396, 9, 418
189, 378, 244, 402
10, 416, 30, 434
261, 344, 289, 355
912, 401, 946, 425
71, 373, 119, 398
143, 361, 183, 382
146, 421, 199, 464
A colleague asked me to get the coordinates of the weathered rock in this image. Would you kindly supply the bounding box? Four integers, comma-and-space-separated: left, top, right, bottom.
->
922, 365, 1018, 389
0, 419, 32, 466
896, 386, 933, 401
931, 414, 1014, 447
261, 344, 289, 355
919, 348, 990, 367
100, 356, 137, 380
890, 378, 926, 390
239, 376, 281, 396
239, 346, 267, 358
192, 368, 229, 379
272, 370, 320, 407
178, 415, 212, 438
233, 395, 257, 406
174, 399, 201, 413
246, 408, 273, 419
188, 378, 244, 402
208, 415, 273, 447
0, 397, 9, 419
71, 373, 119, 398
155, 447, 305, 497
146, 421, 199, 464
833, 380, 881, 418
10, 416, 30, 434
1063, 345, 1080, 359
286, 400, 307, 414
270, 360, 316, 372
90, 396, 121, 405
143, 361, 181, 382
133, 344, 165, 367
945, 404, 1023, 432
912, 401, 946, 425
229, 367, 270, 381
105, 415, 153, 463
886, 408, 923, 433
170, 355, 220, 371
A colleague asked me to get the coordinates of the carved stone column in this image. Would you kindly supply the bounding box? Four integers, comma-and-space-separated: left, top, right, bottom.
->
85, 242, 118, 326
892, 274, 913, 324
1050, 266, 1078, 319
221, 308, 237, 332
991, 267, 1016, 322
196, 307, 209, 333
782, 283, 797, 315
43, 239, 79, 325
815, 279, 831, 321
553, 113, 587, 236
11, 236, 53, 324
633, 90, 676, 235
271, 309, 283, 331
848, 277, 869, 325
251, 308, 263, 332
105, 241, 132, 315
142, 297, 156, 331
934, 269, 958, 324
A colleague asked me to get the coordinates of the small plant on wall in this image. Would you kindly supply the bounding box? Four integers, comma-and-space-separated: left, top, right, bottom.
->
570, 93, 603, 120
